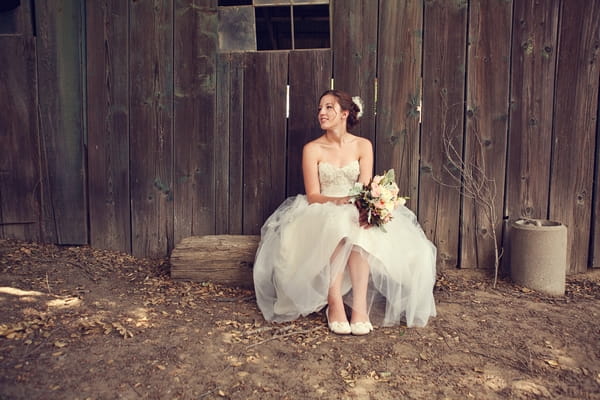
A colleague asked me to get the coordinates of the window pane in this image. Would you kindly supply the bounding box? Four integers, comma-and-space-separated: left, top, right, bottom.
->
218, 6, 256, 51
292, 0, 329, 3
255, 6, 292, 50
293, 4, 330, 49
254, 0, 291, 4
0, 0, 20, 35
219, 0, 252, 6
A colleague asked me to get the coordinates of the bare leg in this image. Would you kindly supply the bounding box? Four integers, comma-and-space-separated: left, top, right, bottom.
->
348, 248, 370, 324
327, 241, 348, 323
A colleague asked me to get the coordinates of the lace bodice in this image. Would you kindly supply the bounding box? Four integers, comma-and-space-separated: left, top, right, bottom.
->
318, 160, 360, 197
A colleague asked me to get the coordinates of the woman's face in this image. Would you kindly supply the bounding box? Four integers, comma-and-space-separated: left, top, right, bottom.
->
318, 94, 348, 130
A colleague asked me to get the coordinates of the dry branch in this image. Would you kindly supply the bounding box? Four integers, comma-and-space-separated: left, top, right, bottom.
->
434, 90, 502, 286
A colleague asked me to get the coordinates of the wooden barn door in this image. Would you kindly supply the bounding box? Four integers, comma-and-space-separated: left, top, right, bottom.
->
0, 2, 40, 242
215, 49, 332, 235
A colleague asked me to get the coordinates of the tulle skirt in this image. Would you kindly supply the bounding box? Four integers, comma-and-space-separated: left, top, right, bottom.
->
253, 195, 437, 327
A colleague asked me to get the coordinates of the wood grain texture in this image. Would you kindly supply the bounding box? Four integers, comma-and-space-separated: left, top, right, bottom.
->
35, 0, 87, 244
287, 49, 332, 197
242, 52, 288, 235
376, 0, 423, 211
86, 0, 131, 253
331, 0, 378, 143
420, 0, 468, 269
170, 235, 259, 287
130, 0, 174, 257
216, 52, 246, 234
549, 0, 600, 273
215, 53, 232, 234
174, 0, 218, 245
595, 80, 600, 269
0, 37, 41, 241
506, 0, 559, 222
461, 0, 512, 268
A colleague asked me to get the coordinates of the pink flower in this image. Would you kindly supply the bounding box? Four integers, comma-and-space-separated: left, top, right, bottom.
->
371, 184, 381, 198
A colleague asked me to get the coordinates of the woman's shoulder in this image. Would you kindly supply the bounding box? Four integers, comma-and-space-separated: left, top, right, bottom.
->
304, 136, 327, 151
351, 134, 373, 149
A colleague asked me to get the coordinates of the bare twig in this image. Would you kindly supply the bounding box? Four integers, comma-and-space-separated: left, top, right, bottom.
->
45, 273, 52, 294
433, 90, 502, 287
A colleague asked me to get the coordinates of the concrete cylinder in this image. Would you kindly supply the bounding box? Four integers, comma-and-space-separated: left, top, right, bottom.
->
510, 219, 567, 296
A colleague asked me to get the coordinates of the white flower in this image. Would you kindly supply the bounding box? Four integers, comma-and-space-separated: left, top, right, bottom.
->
352, 96, 364, 119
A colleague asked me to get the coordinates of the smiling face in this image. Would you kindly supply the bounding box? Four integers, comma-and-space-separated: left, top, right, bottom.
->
318, 94, 348, 131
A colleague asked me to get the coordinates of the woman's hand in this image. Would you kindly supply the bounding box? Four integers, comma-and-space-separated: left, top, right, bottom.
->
332, 196, 352, 205
356, 204, 372, 229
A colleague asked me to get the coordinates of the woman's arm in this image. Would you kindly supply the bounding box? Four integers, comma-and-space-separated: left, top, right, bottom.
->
302, 142, 350, 205
357, 138, 374, 185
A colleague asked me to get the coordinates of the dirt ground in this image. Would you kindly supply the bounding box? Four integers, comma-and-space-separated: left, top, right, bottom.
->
0, 239, 599, 400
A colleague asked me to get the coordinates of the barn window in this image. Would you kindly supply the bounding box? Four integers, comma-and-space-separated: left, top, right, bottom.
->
0, 0, 21, 35
218, 0, 330, 52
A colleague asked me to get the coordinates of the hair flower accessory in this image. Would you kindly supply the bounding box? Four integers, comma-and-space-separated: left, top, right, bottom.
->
352, 96, 364, 119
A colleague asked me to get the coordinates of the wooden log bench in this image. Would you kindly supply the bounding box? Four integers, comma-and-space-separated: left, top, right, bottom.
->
170, 235, 260, 288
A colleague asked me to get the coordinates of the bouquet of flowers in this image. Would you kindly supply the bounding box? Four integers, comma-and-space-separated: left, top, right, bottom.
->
349, 169, 407, 230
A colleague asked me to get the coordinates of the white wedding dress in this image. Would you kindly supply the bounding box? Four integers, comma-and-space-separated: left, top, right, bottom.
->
253, 160, 437, 327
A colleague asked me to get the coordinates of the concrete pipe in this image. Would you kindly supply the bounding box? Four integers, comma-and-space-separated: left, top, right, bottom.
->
510, 219, 567, 296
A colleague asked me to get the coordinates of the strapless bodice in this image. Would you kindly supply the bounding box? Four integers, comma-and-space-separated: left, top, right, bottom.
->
318, 160, 360, 197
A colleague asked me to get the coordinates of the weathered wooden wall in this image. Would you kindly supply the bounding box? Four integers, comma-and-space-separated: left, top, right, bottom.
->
2, 0, 600, 274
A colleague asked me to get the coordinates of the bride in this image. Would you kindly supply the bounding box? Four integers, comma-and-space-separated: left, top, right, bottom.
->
253, 89, 437, 335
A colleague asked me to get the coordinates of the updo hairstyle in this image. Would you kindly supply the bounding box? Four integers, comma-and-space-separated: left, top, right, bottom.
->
319, 89, 362, 129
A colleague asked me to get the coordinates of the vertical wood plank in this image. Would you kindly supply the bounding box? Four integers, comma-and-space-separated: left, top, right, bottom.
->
594, 87, 600, 269
229, 53, 246, 234
287, 49, 332, 196
35, 0, 87, 244
420, 0, 468, 269
216, 52, 245, 234
461, 0, 512, 268
130, 0, 174, 257
216, 53, 232, 234
376, 0, 423, 211
86, 0, 131, 253
550, 0, 600, 273
0, 37, 41, 241
331, 0, 378, 143
174, 0, 217, 245
242, 52, 288, 234
506, 0, 559, 223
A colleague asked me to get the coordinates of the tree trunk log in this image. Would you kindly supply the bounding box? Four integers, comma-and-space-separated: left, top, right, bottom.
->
170, 235, 260, 288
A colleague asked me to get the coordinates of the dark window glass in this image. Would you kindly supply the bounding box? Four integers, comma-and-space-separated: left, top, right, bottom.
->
255, 6, 292, 51
293, 4, 329, 49
0, 0, 20, 35
218, 0, 251, 6
0, 0, 20, 13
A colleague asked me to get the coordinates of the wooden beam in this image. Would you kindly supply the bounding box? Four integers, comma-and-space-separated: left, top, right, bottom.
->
170, 235, 259, 288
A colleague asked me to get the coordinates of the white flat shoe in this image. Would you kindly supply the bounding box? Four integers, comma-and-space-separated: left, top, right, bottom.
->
350, 321, 373, 336
326, 308, 351, 335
